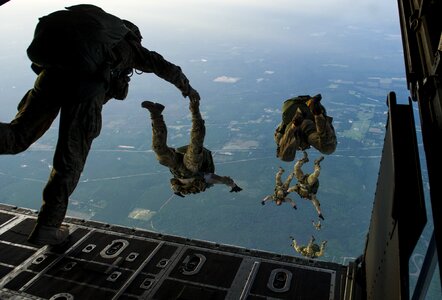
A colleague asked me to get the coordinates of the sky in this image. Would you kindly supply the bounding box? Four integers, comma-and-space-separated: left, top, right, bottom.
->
0, 0, 402, 57
0, 0, 405, 116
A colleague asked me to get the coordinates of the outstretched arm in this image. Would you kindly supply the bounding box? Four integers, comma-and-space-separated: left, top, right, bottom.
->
262, 195, 273, 205
204, 173, 242, 192
284, 197, 297, 209
132, 45, 200, 101
287, 184, 299, 194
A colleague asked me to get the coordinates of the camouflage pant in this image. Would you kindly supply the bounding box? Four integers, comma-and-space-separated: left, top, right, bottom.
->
0, 69, 106, 227
292, 158, 322, 215
293, 157, 320, 186
270, 167, 294, 200
275, 167, 294, 192
150, 101, 205, 174
277, 114, 336, 161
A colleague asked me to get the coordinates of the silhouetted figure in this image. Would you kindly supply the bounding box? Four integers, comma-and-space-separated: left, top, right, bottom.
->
275, 94, 336, 161
142, 99, 241, 196
290, 235, 327, 258
261, 167, 297, 209
288, 151, 325, 220
0, 5, 200, 245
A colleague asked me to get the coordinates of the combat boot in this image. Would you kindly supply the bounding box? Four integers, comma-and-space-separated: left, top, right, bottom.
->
299, 150, 309, 163
141, 101, 165, 116
28, 224, 70, 246
314, 156, 324, 165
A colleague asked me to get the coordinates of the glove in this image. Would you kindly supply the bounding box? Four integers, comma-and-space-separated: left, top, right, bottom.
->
179, 75, 201, 102
230, 185, 242, 193
186, 87, 200, 102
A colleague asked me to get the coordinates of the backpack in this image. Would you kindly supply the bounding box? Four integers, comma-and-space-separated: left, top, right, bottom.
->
275, 95, 330, 161
281, 95, 314, 125
275, 95, 330, 138
26, 4, 130, 74
298, 179, 320, 197
274, 95, 314, 145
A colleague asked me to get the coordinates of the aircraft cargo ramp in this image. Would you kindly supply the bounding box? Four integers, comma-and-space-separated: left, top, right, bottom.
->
0, 204, 350, 300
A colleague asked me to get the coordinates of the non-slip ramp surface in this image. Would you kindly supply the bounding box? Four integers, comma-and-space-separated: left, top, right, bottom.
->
0, 206, 346, 299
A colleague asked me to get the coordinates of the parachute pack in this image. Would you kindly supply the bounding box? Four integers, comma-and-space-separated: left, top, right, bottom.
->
274, 95, 315, 144
275, 94, 329, 134
274, 95, 329, 161
26, 4, 130, 74
280, 95, 315, 126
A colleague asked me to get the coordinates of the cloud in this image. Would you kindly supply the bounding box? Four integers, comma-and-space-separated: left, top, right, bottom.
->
213, 76, 241, 83
264, 70, 274, 74
368, 77, 405, 85
190, 58, 208, 62
310, 32, 327, 37
329, 79, 354, 84
218, 151, 233, 156
322, 64, 349, 68
264, 108, 281, 114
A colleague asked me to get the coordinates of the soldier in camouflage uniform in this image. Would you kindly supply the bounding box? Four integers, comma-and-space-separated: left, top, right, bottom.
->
142, 99, 242, 196
290, 235, 327, 259
0, 5, 200, 245
312, 219, 322, 230
288, 151, 325, 220
261, 167, 297, 209
276, 94, 337, 162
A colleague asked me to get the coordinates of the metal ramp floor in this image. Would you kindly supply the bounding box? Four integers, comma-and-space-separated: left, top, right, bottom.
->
0, 204, 347, 299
